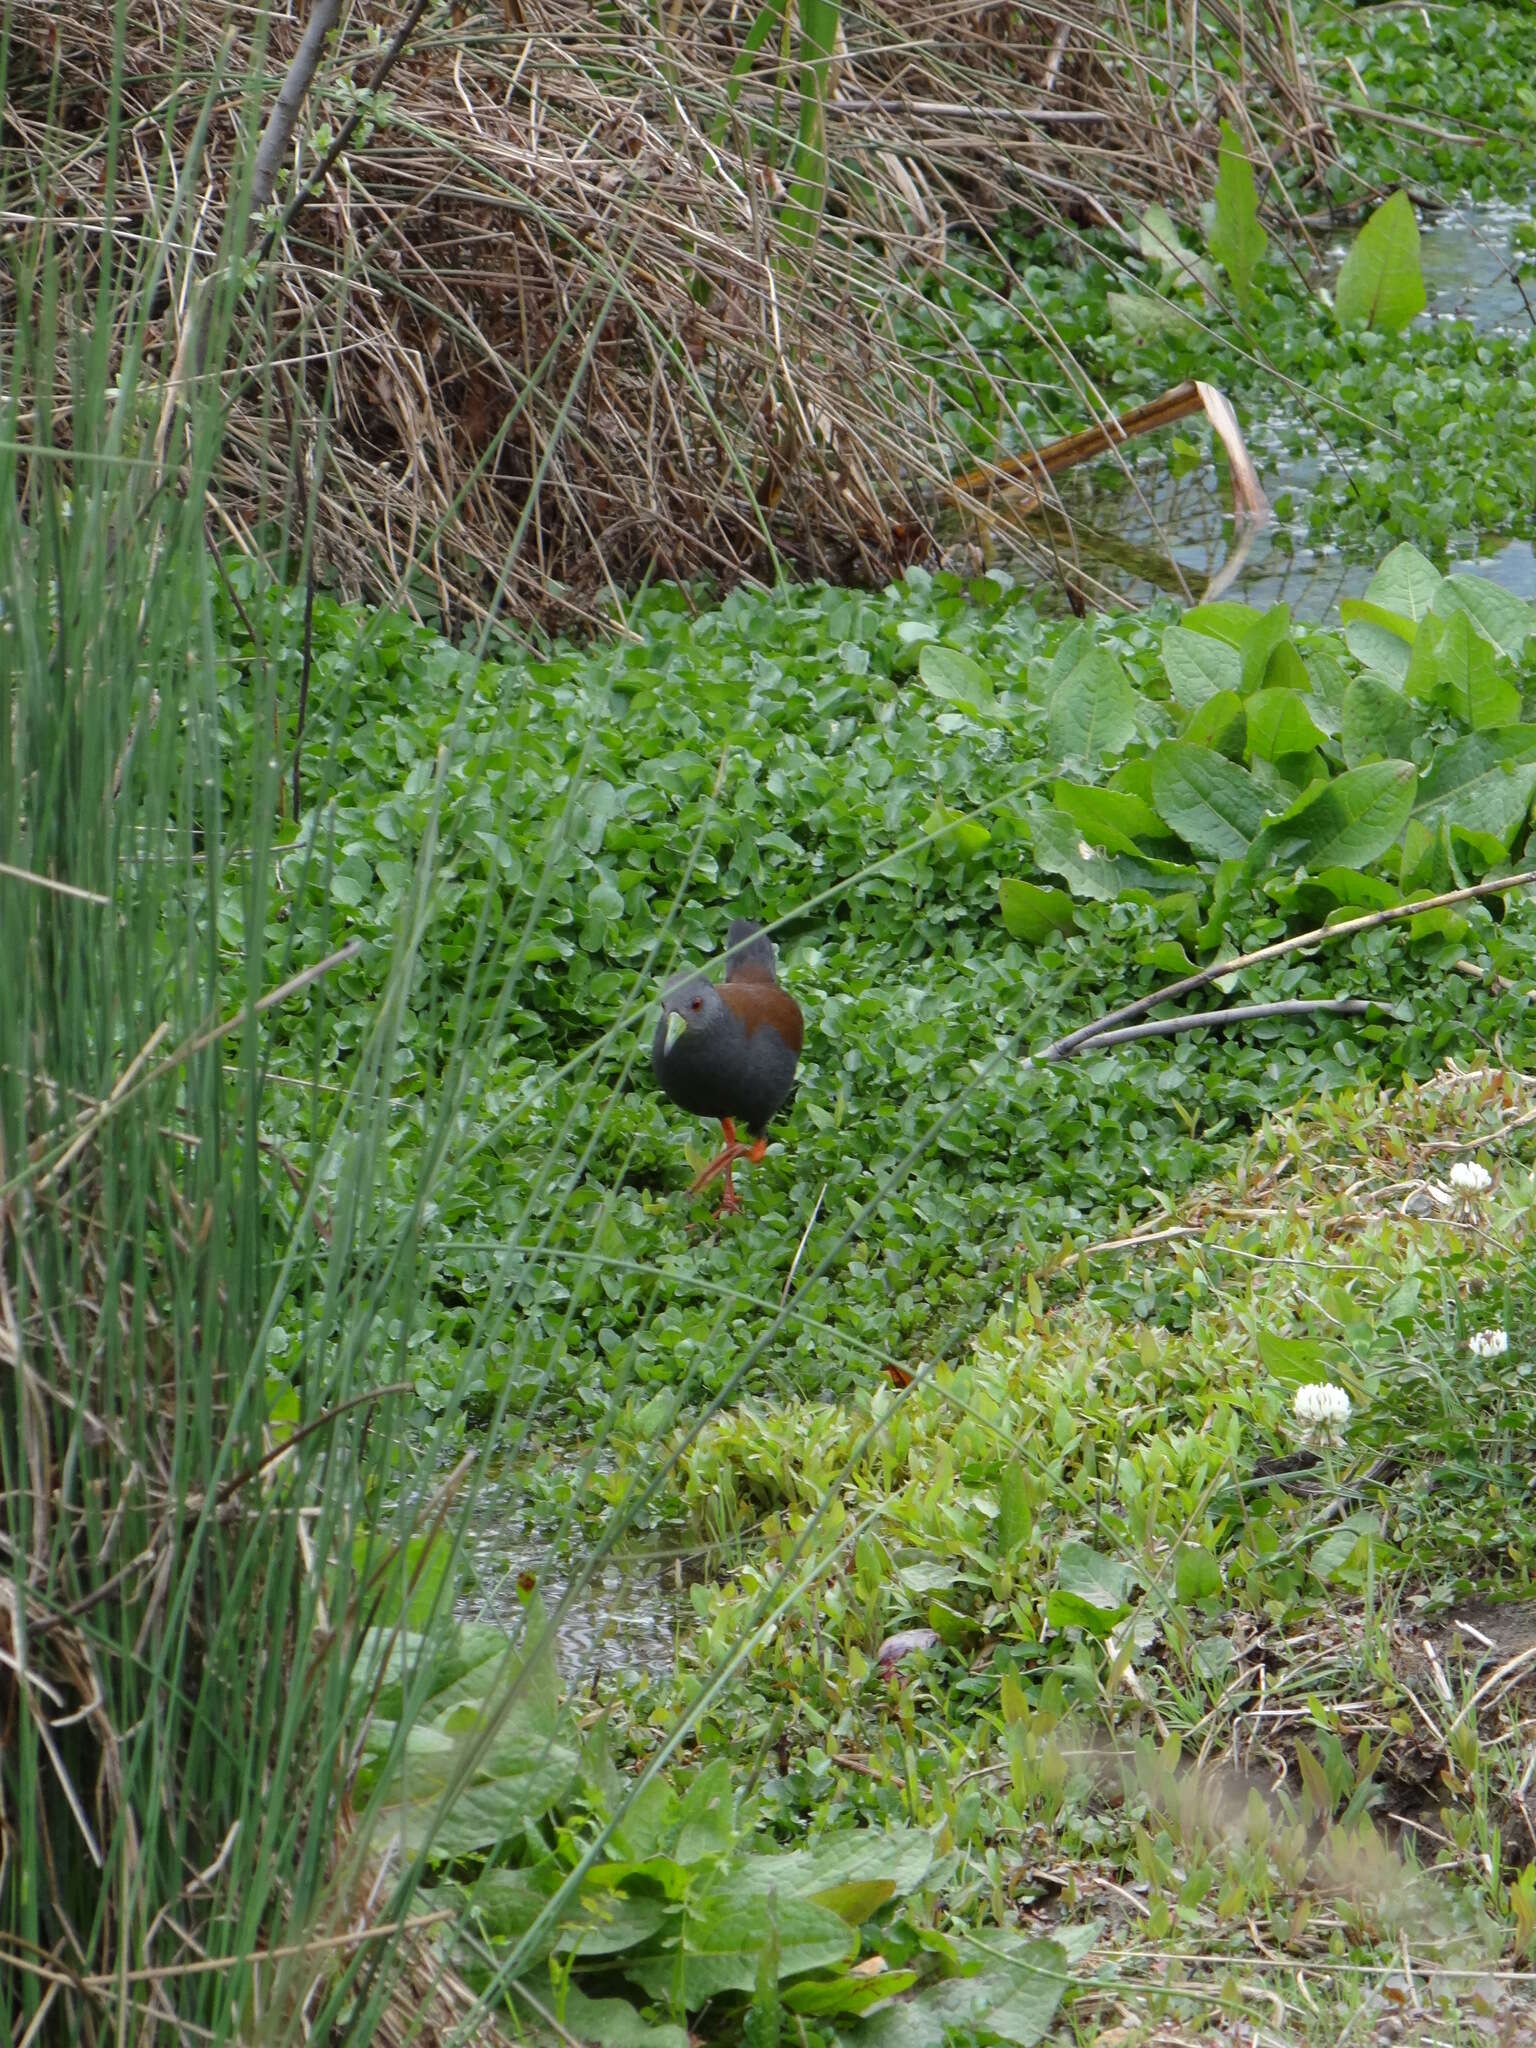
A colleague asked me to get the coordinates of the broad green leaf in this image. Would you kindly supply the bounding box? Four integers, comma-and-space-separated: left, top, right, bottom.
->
1057, 1539, 1137, 1612
376, 1740, 581, 1858
1042, 621, 1093, 684
554, 1893, 671, 1958
1174, 1545, 1222, 1604
1250, 760, 1416, 872
794, 1827, 935, 1902
1238, 604, 1293, 695
1046, 648, 1138, 763
1209, 120, 1266, 310
1303, 868, 1402, 912
729, 1830, 933, 1913
997, 1463, 1032, 1555
1263, 638, 1315, 702
1108, 756, 1159, 802
1335, 190, 1426, 332
351, 1527, 451, 1629
1340, 598, 1416, 683
1044, 1589, 1126, 1637
1407, 610, 1519, 729
1257, 1331, 1327, 1384
1340, 673, 1425, 768
1181, 689, 1247, 759
443, 1866, 561, 1950
1138, 201, 1206, 282
1150, 742, 1267, 858
1412, 727, 1536, 844
1303, 639, 1354, 714
1107, 290, 1196, 341
1245, 688, 1327, 762
999, 877, 1077, 943
353, 1622, 535, 1721
1452, 824, 1514, 872
810, 1878, 896, 1924
1365, 542, 1441, 624
917, 642, 998, 716
1052, 781, 1168, 853
1310, 1530, 1361, 1584
607, 1777, 680, 1864
553, 1983, 688, 2048
854, 1934, 1070, 2048
673, 1756, 734, 1864
927, 1597, 975, 1648
1181, 601, 1259, 647
922, 803, 992, 858
784, 1967, 921, 2017
1161, 622, 1242, 710
1409, 904, 1470, 945
1030, 811, 1199, 901
1399, 817, 1454, 894
1434, 572, 1534, 660
626, 1895, 855, 2003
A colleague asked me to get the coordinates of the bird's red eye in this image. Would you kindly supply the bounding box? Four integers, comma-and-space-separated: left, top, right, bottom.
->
690, 996, 703, 1011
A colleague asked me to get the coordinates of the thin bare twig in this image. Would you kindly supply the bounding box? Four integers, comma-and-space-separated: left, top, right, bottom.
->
1052, 996, 1373, 1058
254, 0, 437, 265
1033, 869, 1536, 1067
249, 0, 342, 220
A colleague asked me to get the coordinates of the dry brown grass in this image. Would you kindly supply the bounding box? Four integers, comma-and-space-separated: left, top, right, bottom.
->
3, 1, 1334, 628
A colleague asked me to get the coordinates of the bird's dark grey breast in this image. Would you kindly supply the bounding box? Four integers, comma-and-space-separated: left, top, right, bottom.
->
653, 1008, 797, 1132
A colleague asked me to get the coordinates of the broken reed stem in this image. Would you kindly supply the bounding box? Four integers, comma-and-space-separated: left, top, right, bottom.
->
25, 941, 363, 1198
1034, 867, 1536, 1066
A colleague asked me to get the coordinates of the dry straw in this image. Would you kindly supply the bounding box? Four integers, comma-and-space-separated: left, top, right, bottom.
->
4, 0, 1333, 631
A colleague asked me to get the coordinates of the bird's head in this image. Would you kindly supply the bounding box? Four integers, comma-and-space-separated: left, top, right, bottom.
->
658, 975, 726, 1055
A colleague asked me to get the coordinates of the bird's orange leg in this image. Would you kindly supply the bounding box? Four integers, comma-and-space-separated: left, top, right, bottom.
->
689, 1118, 770, 1208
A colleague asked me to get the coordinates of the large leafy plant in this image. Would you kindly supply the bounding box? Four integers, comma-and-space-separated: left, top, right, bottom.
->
355, 1610, 1079, 2045
990, 544, 1536, 951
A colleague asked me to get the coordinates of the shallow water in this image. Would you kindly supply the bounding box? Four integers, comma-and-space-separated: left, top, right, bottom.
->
459, 1475, 702, 1680
1024, 198, 1535, 618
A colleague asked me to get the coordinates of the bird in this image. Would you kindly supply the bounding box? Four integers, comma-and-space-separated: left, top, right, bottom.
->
651, 917, 803, 1213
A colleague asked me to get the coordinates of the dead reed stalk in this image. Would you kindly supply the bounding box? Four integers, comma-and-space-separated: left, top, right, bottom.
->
2, 1, 1336, 630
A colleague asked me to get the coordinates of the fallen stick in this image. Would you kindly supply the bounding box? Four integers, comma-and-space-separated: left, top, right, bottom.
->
1030, 867, 1536, 1069
1048, 996, 1371, 1058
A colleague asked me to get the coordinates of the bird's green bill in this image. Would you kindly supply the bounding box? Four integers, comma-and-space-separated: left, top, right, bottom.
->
664, 1008, 688, 1052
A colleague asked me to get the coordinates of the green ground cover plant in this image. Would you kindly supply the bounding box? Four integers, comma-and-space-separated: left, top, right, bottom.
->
9, 6, 1536, 2043
356, 1075, 1536, 2043
226, 554, 1536, 1431
559, 1072, 1536, 2043
1305, 0, 1536, 201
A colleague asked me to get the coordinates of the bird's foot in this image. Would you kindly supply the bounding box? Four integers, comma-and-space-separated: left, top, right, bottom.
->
688, 1135, 769, 1196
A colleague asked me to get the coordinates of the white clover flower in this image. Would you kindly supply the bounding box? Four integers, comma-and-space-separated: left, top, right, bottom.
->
1076, 839, 1097, 862
1468, 1328, 1509, 1359
1449, 1161, 1493, 1195
1293, 1382, 1352, 1434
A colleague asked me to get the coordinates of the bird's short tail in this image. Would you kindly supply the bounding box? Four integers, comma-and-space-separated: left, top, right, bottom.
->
725, 918, 778, 982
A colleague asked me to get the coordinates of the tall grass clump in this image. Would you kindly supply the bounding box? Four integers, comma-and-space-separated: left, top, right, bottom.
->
0, 19, 834, 2038
0, 23, 534, 2041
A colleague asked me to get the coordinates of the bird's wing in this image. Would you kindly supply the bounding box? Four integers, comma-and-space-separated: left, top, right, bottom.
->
720, 980, 803, 1055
